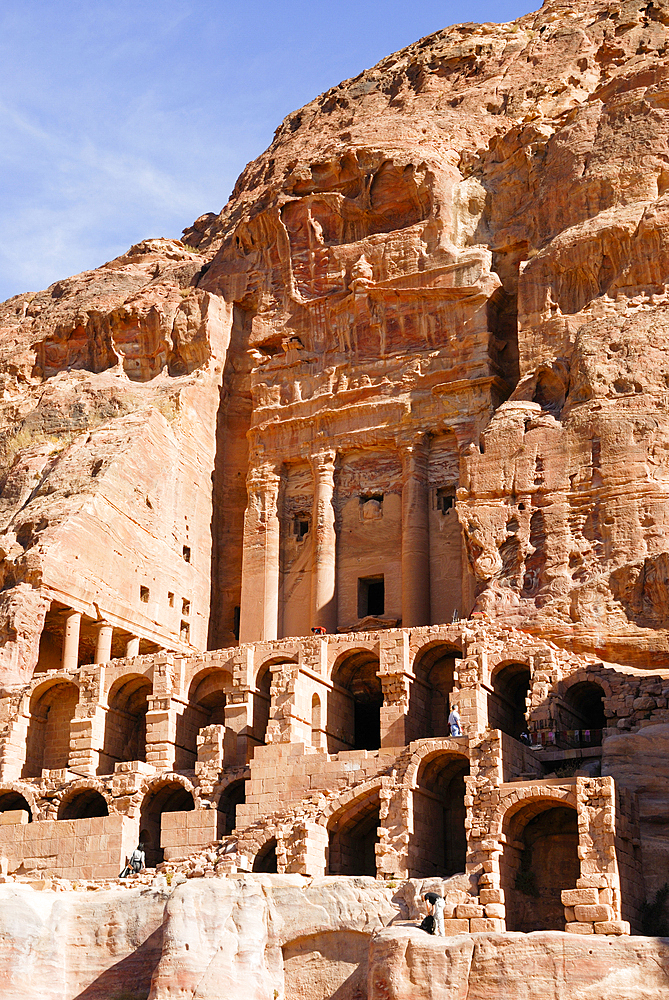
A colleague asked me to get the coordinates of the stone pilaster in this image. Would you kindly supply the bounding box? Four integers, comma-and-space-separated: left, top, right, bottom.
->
94, 622, 113, 664
62, 610, 82, 671
401, 439, 430, 627
310, 450, 337, 633
68, 663, 106, 775
239, 463, 282, 643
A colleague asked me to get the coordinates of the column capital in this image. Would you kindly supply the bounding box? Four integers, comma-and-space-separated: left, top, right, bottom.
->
310, 449, 336, 470
400, 437, 428, 479
246, 461, 283, 491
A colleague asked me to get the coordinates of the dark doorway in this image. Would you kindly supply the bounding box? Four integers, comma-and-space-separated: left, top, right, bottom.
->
0, 792, 32, 821
99, 675, 152, 775
217, 779, 247, 838
22, 681, 79, 777
252, 664, 272, 752
358, 576, 385, 617
487, 663, 531, 740
58, 789, 108, 820
409, 643, 462, 740
175, 669, 231, 770
328, 799, 379, 876
253, 838, 278, 873
562, 682, 606, 733
503, 803, 579, 932
410, 754, 469, 877
328, 651, 382, 752
140, 782, 195, 868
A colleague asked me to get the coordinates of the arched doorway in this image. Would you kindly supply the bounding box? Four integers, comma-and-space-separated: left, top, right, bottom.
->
252, 663, 272, 751
502, 801, 579, 932
410, 753, 469, 877
409, 643, 462, 740
58, 789, 108, 820
560, 682, 606, 744
99, 675, 152, 775
0, 791, 32, 822
22, 680, 79, 777
175, 669, 231, 770
253, 838, 278, 873
327, 795, 379, 876
217, 779, 246, 838
328, 650, 382, 752
487, 663, 531, 740
140, 781, 195, 868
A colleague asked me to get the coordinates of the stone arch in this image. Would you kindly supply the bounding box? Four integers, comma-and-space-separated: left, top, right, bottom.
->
253, 837, 278, 873
252, 657, 284, 748
139, 774, 196, 868
487, 660, 531, 740
57, 787, 109, 821
311, 692, 323, 748
557, 674, 607, 742
405, 743, 470, 878
99, 673, 152, 775
500, 793, 579, 933
46, 778, 113, 821
328, 648, 382, 752
21, 677, 80, 778
326, 787, 380, 877
211, 768, 251, 808
0, 784, 38, 822
175, 667, 233, 769
408, 640, 463, 740
216, 778, 247, 838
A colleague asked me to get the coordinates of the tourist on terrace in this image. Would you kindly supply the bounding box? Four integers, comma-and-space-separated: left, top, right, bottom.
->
423, 892, 446, 936
448, 706, 462, 737
119, 842, 146, 878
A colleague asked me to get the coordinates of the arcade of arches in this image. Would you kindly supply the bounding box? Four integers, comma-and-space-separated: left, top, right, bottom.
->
0, 622, 649, 935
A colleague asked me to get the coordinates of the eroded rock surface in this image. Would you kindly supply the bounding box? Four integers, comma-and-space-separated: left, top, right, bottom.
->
368, 926, 669, 1000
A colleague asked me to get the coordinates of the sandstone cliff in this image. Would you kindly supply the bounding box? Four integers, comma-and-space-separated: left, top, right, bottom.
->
3, 0, 669, 674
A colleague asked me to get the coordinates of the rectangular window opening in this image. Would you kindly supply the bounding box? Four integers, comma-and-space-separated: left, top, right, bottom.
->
358, 575, 385, 618
180, 620, 190, 642
293, 515, 310, 541
436, 486, 455, 514
233, 606, 240, 641
139, 586, 150, 603
182, 545, 191, 563
182, 598, 190, 616
167, 592, 174, 607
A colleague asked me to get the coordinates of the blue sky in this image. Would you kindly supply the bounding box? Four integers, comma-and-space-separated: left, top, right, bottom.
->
0, 0, 539, 301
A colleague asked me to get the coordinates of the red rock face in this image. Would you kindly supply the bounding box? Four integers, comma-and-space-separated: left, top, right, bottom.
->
3, 0, 669, 678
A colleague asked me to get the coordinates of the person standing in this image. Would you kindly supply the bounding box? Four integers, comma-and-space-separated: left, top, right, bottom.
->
423, 892, 446, 936
119, 842, 146, 878
448, 705, 462, 737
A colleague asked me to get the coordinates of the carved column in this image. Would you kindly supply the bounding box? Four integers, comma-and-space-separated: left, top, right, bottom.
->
94, 622, 113, 664
401, 439, 430, 627
239, 463, 282, 643
62, 610, 82, 671
125, 636, 140, 658
310, 450, 337, 633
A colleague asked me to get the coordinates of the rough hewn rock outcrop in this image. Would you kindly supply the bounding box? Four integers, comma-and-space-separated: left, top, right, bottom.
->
368, 926, 669, 1000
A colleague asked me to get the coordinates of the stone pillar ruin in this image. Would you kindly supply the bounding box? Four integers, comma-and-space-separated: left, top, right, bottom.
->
61, 610, 82, 671
94, 622, 113, 664
401, 440, 430, 627
239, 463, 282, 642
125, 636, 140, 658
310, 450, 337, 633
